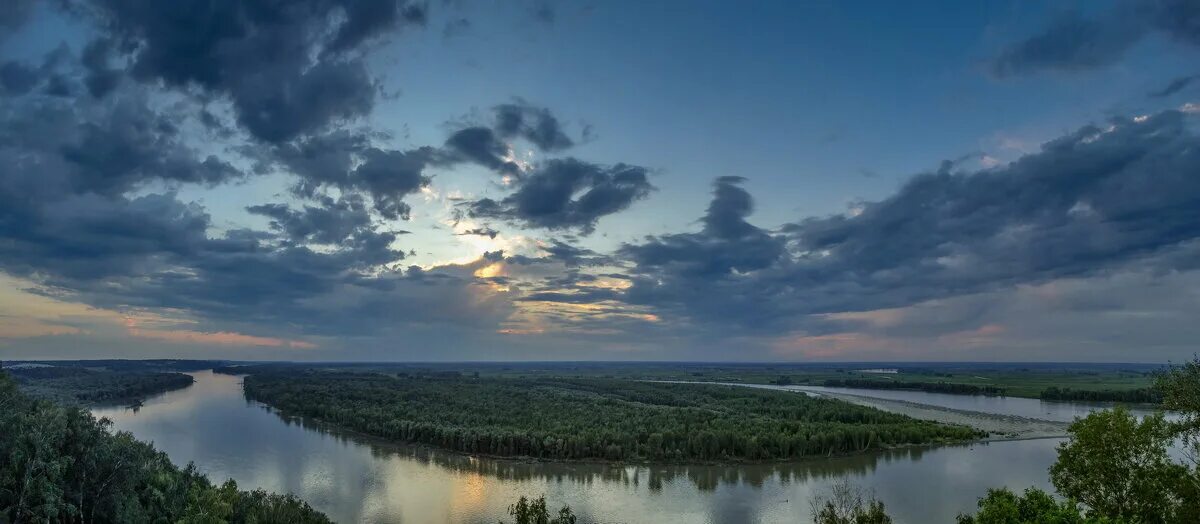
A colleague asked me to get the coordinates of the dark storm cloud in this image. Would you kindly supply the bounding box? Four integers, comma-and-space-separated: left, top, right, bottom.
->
464, 158, 654, 233
277, 132, 445, 220
989, 12, 1145, 77
79, 38, 121, 98
503, 240, 612, 268
458, 227, 500, 239
1, 90, 242, 198
2, 46, 79, 98
990, 1, 1200, 77
0, 61, 39, 96
0, 1, 529, 345
493, 100, 574, 151
76, 0, 428, 143
1150, 74, 1198, 98
444, 101, 575, 174
619, 110, 1200, 331
540, 240, 612, 267
444, 126, 521, 175
351, 146, 439, 219
0, 56, 476, 339
621, 177, 784, 277
247, 195, 373, 246
232, 60, 376, 144
0, 0, 37, 36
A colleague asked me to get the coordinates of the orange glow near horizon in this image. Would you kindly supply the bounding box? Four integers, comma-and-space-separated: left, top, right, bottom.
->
125, 324, 319, 349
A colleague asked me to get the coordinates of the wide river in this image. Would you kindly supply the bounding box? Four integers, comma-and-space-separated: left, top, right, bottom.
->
92, 371, 1153, 524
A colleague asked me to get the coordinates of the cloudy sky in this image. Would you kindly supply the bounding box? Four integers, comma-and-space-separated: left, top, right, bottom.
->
1, 0, 1198, 362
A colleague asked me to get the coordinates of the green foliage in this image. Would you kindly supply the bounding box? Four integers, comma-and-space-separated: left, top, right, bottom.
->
500, 496, 577, 524
1039, 387, 1161, 403
243, 371, 982, 462
954, 488, 1106, 524
1049, 408, 1191, 522
10, 367, 195, 406
0, 371, 329, 523
1157, 358, 1200, 429
809, 481, 892, 524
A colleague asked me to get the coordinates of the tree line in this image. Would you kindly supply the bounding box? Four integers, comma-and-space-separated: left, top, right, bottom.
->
0, 371, 330, 523
1039, 386, 1161, 403
8, 366, 195, 406
822, 379, 1006, 396
241, 371, 982, 463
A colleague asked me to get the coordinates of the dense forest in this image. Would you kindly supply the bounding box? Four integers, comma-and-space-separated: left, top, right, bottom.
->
0, 371, 329, 523
242, 371, 982, 462
822, 379, 1006, 396
1039, 386, 1162, 403
8, 366, 195, 406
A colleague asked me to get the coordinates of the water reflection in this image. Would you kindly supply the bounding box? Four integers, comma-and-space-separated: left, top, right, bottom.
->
94, 371, 1062, 524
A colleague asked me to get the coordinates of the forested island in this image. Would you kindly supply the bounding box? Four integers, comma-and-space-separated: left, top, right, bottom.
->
0, 370, 330, 523
7, 365, 196, 406
237, 369, 982, 462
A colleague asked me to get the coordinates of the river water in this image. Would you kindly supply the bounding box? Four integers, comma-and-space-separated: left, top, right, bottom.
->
92, 371, 1147, 524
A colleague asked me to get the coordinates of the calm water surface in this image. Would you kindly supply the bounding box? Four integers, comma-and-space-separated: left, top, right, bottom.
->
94, 371, 1085, 524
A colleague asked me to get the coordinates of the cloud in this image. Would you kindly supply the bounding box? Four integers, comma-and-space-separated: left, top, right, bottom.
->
989, 1, 1200, 77
0, 61, 39, 96
463, 158, 654, 233
78, 0, 428, 143
444, 126, 521, 175
350, 146, 440, 219
0, 0, 36, 37
247, 195, 374, 246
989, 11, 1145, 78
445, 101, 576, 174
493, 100, 574, 151
458, 227, 500, 239
617, 110, 1200, 335
1150, 74, 1198, 98
277, 132, 444, 220
622, 177, 784, 277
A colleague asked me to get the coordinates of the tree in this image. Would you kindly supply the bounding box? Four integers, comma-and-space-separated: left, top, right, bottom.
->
501, 495, 576, 524
959, 357, 1200, 524
1049, 408, 1188, 522
809, 480, 892, 524
954, 488, 1097, 524
0, 371, 331, 523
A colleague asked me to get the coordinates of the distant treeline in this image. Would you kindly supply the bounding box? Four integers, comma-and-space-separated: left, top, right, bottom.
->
9, 367, 195, 405
1039, 386, 1162, 403
822, 379, 1006, 396
0, 371, 330, 523
2, 359, 226, 372
242, 371, 982, 463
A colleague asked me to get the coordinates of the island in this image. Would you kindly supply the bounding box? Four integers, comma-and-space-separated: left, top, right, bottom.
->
233, 367, 984, 462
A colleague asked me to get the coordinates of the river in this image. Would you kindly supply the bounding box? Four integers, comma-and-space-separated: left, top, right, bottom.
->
91, 371, 1148, 524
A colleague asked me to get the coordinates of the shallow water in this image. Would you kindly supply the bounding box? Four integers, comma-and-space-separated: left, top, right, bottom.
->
93, 370, 1096, 524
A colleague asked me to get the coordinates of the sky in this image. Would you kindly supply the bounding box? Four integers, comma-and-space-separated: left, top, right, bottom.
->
1, 0, 1199, 362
